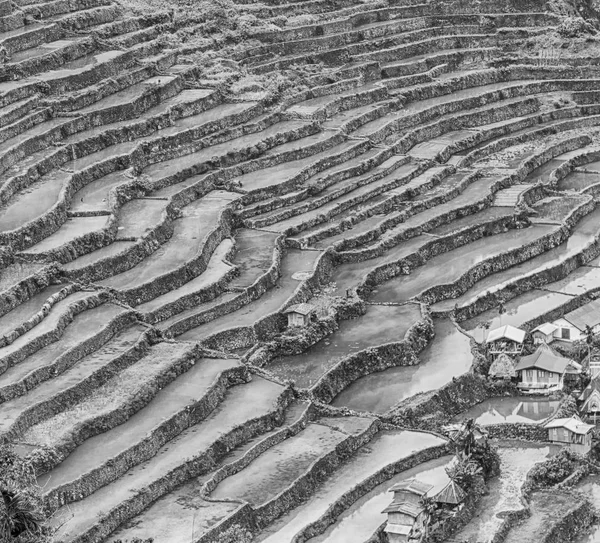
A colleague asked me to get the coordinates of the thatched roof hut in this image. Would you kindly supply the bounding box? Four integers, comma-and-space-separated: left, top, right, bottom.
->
433, 480, 466, 506
488, 353, 516, 380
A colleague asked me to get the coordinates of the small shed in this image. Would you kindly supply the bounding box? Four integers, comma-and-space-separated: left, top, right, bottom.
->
532, 322, 558, 345
514, 344, 578, 394
433, 480, 466, 508
283, 303, 315, 327
486, 325, 526, 358
488, 353, 516, 380
544, 416, 594, 454
552, 299, 600, 342
383, 479, 432, 543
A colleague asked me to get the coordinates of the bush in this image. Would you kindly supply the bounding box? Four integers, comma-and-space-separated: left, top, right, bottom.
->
216, 525, 253, 543
557, 16, 595, 38
0, 446, 49, 542
528, 448, 584, 488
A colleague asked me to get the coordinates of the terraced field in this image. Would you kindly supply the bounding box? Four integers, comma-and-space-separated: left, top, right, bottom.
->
3, 0, 600, 540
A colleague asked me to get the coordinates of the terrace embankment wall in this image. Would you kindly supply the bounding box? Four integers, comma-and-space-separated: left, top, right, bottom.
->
309, 303, 434, 404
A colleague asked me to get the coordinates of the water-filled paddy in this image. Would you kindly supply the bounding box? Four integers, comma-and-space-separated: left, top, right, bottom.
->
454, 397, 560, 425
331, 318, 471, 413
267, 303, 422, 388
307, 455, 454, 543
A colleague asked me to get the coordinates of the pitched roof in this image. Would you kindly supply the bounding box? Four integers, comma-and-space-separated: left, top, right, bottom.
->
532, 323, 558, 336
544, 416, 595, 435
384, 524, 412, 535
563, 299, 600, 331
514, 344, 572, 374
488, 353, 516, 378
382, 500, 424, 516
580, 375, 600, 403
487, 325, 526, 344
389, 478, 434, 496
283, 303, 315, 315
434, 480, 466, 505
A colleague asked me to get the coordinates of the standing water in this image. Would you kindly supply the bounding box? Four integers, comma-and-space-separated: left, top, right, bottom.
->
452, 443, 553, 543
331, 318, 472, 413
455, 397, 560, 425
307, 456, 455, 543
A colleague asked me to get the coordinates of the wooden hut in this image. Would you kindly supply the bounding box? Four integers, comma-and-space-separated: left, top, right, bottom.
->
283, 303, 315, 327
433, 480, 466, 508
486, 325, 526, 358
514, 344, 579, 394
544, 416, 594, 454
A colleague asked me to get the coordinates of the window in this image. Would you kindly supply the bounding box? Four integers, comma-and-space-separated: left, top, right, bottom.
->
561, 328, 571, 340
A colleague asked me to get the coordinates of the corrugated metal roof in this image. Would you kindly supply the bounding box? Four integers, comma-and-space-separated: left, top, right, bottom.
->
382, 500, 424, 516
389, 478, 434, 495
283, 303, 315, 315
563, 298, 600, 330
514, 344, 572, 374
384, 524, 412, 535
532, 323, 558, 336
544, 416, 595, 435
487, 325, 526, 344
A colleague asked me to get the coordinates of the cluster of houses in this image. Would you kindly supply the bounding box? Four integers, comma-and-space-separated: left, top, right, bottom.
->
486, 324, 583, 394
484, 320, 600, 454
383, 477, 466, 543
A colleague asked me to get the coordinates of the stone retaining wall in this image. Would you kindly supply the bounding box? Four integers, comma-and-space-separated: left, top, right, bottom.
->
310, 303, 434, 404
68, 384, 295, 543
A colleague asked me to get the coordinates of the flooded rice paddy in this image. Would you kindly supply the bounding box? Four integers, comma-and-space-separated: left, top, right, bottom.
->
332, 318, 472, 413
455, 397, 560, 425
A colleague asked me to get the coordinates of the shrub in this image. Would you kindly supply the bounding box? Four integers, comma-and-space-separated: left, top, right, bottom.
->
0, 446, 49, 542
528, 448, 584, 488
216, 525, 253, 543
557, 16, 595, 38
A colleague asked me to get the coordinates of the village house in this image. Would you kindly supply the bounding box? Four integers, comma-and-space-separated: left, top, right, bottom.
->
544, 416, 595, 454
514, 344, 580, 394
579, 376, 600, 420
486, 325, 526, 358
383, 479, 433, 543
550, 298, 600, 342
283, 303, 316, 327
531, 322, 558, 345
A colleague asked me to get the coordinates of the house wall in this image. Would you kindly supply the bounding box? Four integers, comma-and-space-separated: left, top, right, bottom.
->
287, 313, 306, 327
520, 369, 561, 386
552, 319, 583, 342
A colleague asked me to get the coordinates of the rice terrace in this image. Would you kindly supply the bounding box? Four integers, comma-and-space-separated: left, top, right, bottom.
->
8, 0, 600, 541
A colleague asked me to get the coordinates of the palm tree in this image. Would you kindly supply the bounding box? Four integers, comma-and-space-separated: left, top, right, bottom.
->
0, 481, 45, 541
